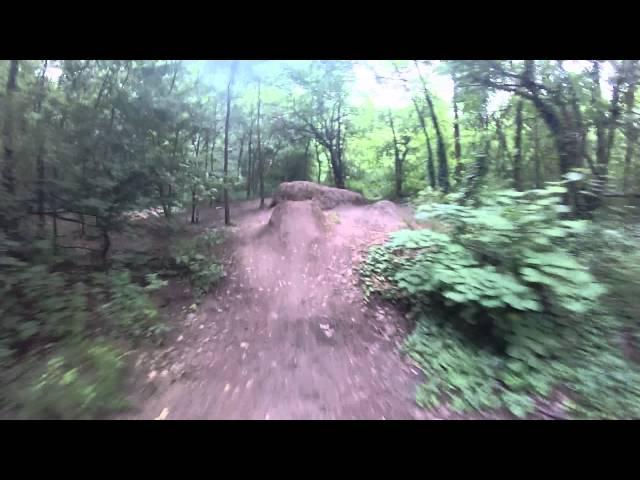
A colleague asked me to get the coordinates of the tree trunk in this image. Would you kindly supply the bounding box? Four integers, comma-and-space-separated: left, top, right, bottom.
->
335, 99, 345, 189
51, 165, 59, 251
191, 188, 197, 224
414, 61, 449, 192
246, 113, 254, 199
2, 60, 19, 232
35, 60, 48, 236
329, 147, 345, 189
100, 224, 111, 269
257, 81, 265, 208
514, 99, 524, 191
302, 139, 311, 181
236, 133, 245, 180
315, 142, 322, 183
453, 83, 463, 183
412, 99, 436, 189
623, 60, 639, 193
533, 117, 543, 189
590, 62, 608, 177
208, 101, 219, 173
158, 184, 170, 217
388, 111, 402, 198
223, 63, 236, 226
494, 115, 513, 177
604, 64, 623, 173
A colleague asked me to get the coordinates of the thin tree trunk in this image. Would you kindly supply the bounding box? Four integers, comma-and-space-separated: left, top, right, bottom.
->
168, 61, 179, 95
209, 101, 218, 173
412, 100, 436, 189
623, 60, 639, 193
335, 99, 345, 189
604, 67, 623, 170
246, 113, 254, 199
35, 61, 48, 235
533, 117, 543, 189
591, 62, 608, 177
328, 147, 345, 189
453, 83, 463, 182
302, 139, 311, 180
51, 165, 59, 251
237, 134, 245, 180
494, 114, 513, 177
395, 62, 436, 190
257, 81, 265, 208
223, 64, 235, 226
414, 61, 449, 192
388, 110, 402, 198
100, 224, 111, 269
514, 99, 524, 191
191, 188, 197, 224
2, 60, 19, 233
315, 142, 322, 183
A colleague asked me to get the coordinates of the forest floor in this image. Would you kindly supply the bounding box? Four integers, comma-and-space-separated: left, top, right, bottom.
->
117, 198, 434, 420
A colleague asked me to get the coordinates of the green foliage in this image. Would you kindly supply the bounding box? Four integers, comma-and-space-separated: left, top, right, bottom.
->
93, 271, 169, 342
19, 339, 128, 419
0, 236, 168, 418
171, 229, 225, 296
0, 255, 89, 355
362, 186, 640, 418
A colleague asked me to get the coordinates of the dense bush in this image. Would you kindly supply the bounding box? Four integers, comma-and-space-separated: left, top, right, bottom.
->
0, 238, 168, 418
18, 339, 128, 419
171, 229, 226, 297
361, 184, 640, 418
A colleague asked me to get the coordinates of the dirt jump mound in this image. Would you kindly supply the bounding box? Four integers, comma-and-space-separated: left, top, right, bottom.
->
268, 200, 327, 251
270, 181, 367, 210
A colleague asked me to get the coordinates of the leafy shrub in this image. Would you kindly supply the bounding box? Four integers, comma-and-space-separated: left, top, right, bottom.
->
1, 237, 169, 418
93, 271, 169, 342
361, 184, 640, 418
0, 258, 89, 359
20, 339, 128, 419
171, 230, 225, 297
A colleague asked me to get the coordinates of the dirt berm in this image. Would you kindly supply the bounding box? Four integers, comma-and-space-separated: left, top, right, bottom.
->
270, 181, 367, 210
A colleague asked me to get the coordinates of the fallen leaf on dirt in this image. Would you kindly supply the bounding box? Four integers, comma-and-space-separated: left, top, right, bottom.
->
177, 335, 184, 342
148, 371, 157, 381
155, 408, 169, 420
240, 342, 249, 349
224, 383, 231, 393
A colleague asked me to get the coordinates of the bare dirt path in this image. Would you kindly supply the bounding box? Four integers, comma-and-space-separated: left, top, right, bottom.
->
121, 198, 427, 420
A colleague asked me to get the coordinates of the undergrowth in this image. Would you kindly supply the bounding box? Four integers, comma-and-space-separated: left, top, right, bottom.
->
0, 238, 169, 419
361, 183, 640, 419
170, 228, 226, 298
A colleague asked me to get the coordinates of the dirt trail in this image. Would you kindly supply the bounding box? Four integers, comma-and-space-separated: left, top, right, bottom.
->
122, 198, 427, 420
